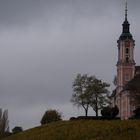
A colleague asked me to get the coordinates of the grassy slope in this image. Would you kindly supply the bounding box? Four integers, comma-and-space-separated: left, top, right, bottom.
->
2, 120, 140, 140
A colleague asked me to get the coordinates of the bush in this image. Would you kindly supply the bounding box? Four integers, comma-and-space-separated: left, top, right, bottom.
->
12, 126, 23, 134
76, 116, 103, 120
111, 105, 119, 118
133, 108, 140, 119
101, 105, 119, 119
69, 117, 76, 120
101, 106, 112, 119
70, 116, 106, 120
70, 115, 120, 121
41, 109, 62, 125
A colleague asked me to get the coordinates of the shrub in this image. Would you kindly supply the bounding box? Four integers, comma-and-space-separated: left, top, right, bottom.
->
101, 106, 112, 119
101, 105, 119, 119
111, 105, 119, 118
133, 108, 140, 119
70, 116, 105, 120
76, 116, 103, 120
40, 109, 62, 125
12, 126, 23, 134
69, 117, 76, 120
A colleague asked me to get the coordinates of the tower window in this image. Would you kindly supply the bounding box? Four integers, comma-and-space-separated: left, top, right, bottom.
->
126, 57, 129, 63
126, 48, 129, 54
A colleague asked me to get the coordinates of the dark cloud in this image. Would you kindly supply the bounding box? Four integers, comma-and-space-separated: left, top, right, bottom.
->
0, 0, 121, 29
0, 0, 140, 129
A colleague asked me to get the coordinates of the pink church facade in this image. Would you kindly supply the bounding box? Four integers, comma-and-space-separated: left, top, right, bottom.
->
111, 4, 139, 119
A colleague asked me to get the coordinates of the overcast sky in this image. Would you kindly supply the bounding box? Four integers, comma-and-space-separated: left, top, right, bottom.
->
0, 0, 140, 130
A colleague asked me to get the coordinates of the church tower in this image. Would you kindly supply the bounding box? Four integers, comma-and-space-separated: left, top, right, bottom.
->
116, 2, 135, 93
111, 2, 140, 120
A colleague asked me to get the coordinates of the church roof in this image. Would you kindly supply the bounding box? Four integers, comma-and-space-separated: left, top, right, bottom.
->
123, 74, 140, 92
119, 32, 133, 40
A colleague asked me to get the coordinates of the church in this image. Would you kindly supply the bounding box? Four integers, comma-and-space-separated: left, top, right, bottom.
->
110, 3, 140, 120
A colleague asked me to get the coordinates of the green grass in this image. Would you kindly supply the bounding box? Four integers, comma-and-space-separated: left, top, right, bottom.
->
2, 120, 140, 140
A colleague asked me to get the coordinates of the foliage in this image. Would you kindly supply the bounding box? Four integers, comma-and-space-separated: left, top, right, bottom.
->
40, 110, 62, 125
69, 117, 76, 120
88, 78, 110, 117
101, 106, 112, 119
71, 74, 91, 116
101, 105, 119, 119
73, 116, 103, 120
12, 127, 23, 134
0, 109, 9, 139
111, 105, 119, 118
70, 116, 120, 121
71, 74, 110, 117
2, 120, 140, 140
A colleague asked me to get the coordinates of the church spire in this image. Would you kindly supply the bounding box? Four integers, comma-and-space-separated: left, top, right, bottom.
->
119, 1, 133, 40
125, 1, 128, 21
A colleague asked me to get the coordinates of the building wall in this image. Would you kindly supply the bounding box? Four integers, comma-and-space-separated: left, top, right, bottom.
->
112, 39, 135, 119
113, 91, 132, 119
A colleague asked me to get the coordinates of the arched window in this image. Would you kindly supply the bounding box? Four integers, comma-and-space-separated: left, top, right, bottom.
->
126, 57, 129, 63
126, 48, 129, 54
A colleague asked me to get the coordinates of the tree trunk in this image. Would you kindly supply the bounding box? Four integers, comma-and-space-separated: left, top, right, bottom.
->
82, 104, 88, 117
95, 108, 98, 117
85, 109, 88, 117
85, 105, 89, 117
95, 96, 98, 117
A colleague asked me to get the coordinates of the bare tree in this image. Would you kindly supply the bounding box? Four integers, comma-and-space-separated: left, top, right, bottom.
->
0, 109, 9, 139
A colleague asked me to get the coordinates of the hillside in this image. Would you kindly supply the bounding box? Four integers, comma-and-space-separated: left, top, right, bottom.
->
2, 120, 140, 140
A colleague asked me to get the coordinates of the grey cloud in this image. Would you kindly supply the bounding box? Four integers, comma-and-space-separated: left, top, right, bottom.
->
0, 0, 122, 29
